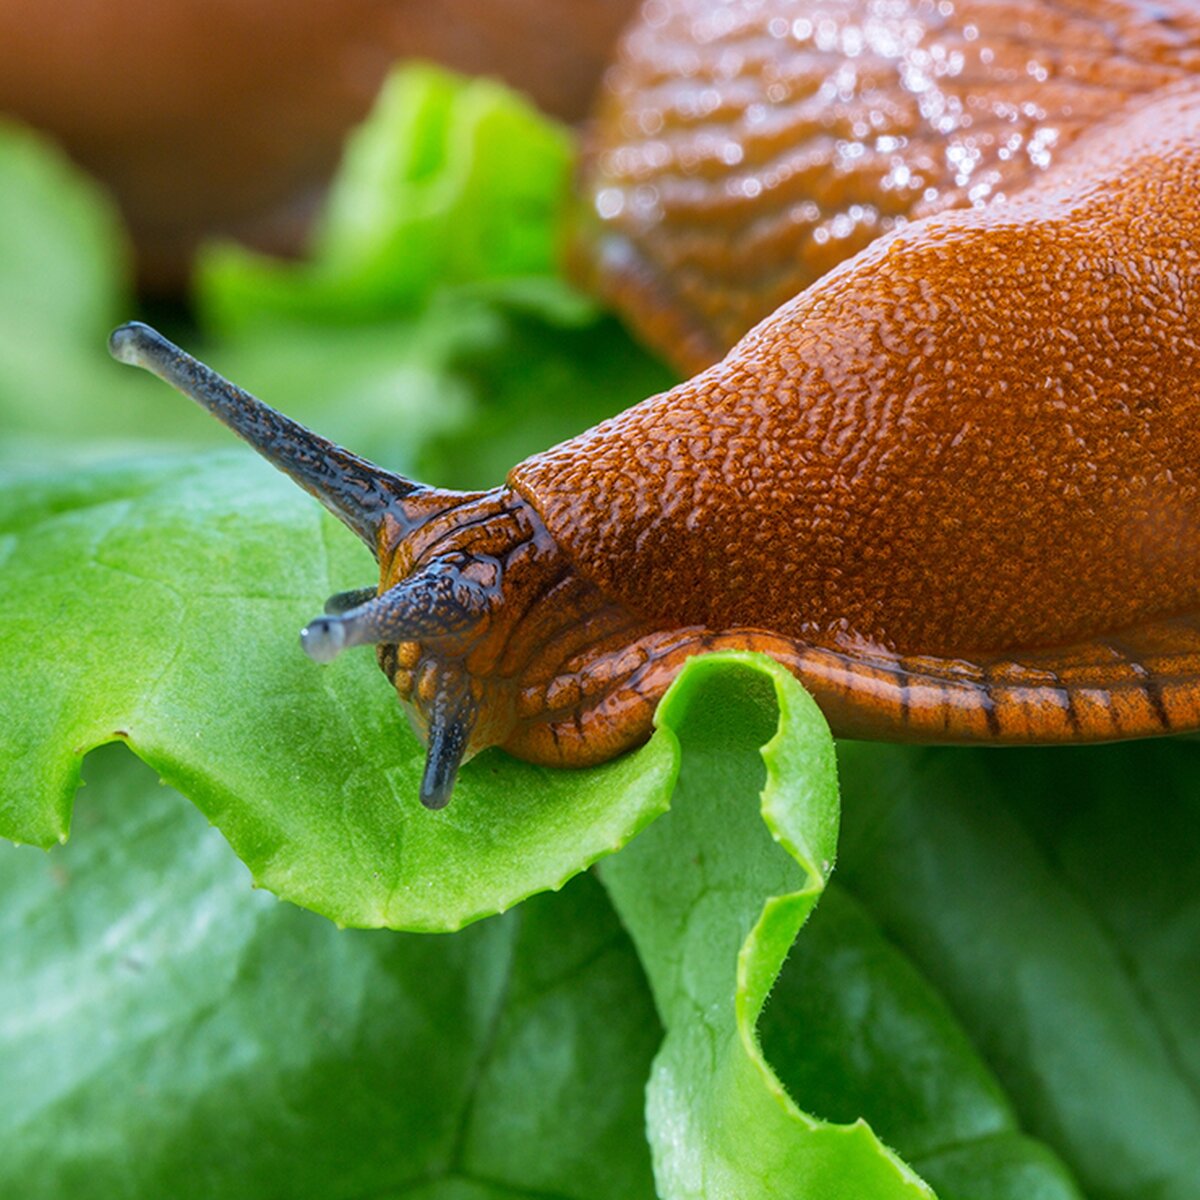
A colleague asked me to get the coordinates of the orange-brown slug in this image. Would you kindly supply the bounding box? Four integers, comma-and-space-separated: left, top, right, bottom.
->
111, 0, 1200, 808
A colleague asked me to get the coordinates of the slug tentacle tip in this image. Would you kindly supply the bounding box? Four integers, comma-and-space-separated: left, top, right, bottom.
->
300, 616, 350, 664
300, 571, 490, 667
420, 709, 473, 810
108, 321, 158, 368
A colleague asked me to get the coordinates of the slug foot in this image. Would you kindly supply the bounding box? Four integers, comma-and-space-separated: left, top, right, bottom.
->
736, 617, 1200, 747
505, 611, 1200, 769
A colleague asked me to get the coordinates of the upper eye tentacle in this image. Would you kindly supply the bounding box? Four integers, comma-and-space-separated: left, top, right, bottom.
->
109, 321, 422, 550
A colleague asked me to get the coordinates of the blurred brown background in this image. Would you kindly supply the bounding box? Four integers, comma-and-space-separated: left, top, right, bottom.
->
0, 0, 638, 289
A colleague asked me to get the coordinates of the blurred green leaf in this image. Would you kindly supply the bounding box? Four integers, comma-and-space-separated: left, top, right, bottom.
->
197, 66, 579, 333
835, 740, 1200, 1200
0, 118, 214, 448
0, 119, 123, 348
0, 744, 659, 1198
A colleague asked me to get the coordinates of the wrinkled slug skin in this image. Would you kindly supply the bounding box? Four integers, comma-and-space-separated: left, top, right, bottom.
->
576, 0, 1200, 371
515, 81, 1200, 662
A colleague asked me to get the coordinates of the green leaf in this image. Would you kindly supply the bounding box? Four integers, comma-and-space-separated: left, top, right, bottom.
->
0, 451, 677, 930
599, 653, 935, 1199
0, 119, 124, 352
0, 119, 226, 451
196, 65, 578, 333
0, 744, 659, 1198
835, 741, 1200, 1200
760, 886, 1082, 1200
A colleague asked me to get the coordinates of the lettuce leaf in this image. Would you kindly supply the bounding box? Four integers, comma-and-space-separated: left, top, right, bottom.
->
0, 745, 659, 1198
196, 66, 579, 332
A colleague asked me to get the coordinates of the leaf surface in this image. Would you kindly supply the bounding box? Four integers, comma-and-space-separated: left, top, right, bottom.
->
835, 741, 1200, 1200
0, 745, 659, 1199
600, 655, 932, 1199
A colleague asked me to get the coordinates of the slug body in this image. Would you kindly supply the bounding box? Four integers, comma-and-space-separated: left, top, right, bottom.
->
577, 0, 1200, 373
526, 79, 1200, 745
112, 0, 1200, 806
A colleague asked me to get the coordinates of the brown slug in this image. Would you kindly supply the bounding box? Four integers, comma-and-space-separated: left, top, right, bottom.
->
110, 0, 1200, 809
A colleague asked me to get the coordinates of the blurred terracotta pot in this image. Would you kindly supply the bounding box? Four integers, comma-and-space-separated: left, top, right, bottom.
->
0, 0, 636, 289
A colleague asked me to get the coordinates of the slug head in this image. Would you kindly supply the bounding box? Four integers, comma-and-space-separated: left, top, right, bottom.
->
108, 322, 563, 809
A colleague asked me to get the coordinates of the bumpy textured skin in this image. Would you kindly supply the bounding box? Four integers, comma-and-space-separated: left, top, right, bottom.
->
576, 0, 1200, 372
514, 83, 1200, 699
